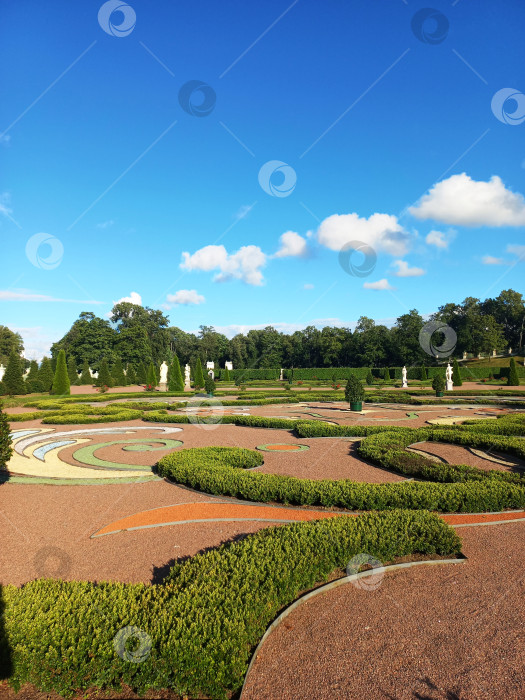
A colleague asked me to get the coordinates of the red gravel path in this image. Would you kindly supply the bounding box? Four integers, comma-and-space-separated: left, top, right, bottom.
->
242, 522, 525, 700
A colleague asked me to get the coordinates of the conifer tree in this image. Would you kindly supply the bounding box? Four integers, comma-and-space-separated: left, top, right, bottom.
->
3, 350, 26, 395
96, 359, 113, 388
420, 366, 428, 381
193, 358, 205, 389
223, 366, 231, 382
452, 359, 462, 386
126, 364, 137, 385
111, 357, 126, 386
51, 349, 70, 395
136, 363, 148, 384
27, 360, 39, 383
38, 357, 54, 392
146, 363, 157, 389
0, 400, 13, 468
80, 359, 92, 384
67, 356, 78, 385
508, 357, 520, 386
168, 355, 184, 391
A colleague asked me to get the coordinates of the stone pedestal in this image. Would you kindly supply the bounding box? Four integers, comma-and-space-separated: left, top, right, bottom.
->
402, 380, 408, 388
159, 382, 167, 392
446, 380, 453, 391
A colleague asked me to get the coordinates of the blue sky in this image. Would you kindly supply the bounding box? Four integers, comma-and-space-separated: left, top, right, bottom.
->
1, 0, 525, 358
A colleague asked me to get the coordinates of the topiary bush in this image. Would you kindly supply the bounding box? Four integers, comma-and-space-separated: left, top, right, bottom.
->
2, 350, 26, 396
508, 357, 520, 386
452, 359, 462, 386
51, 349, 70, 396
345, 374, 365, 404
193, 358, 205, 390
204, 375, 216, 396
168, 355, 184, 391
0, 401, 13, 468
432, 374, 445, 395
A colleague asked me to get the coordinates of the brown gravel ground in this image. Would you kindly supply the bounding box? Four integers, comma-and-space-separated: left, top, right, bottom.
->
242, 522, 525, 700
413, 442, 524, 472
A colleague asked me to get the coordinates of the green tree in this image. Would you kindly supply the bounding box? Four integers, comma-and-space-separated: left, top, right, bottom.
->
67, 356, 78, 385
223, 366, 231, 382
38, 357, 54, 392
136, 363, 148, 384
168, 355, 184, 391
432, 374, 445, 394
204, 375, 216, 395
193, 358, 205, 389
126, 364, 137, 385
344, 374, 365, 403
111, 303, 169, 365
111, 358, 126, 386
508, 357, 520, 386
0, 326, 24, 366
3, 350, 26, 395
452, 359, 462, 386
146, 363, 157, 389
51, 312, 116, 371
26, 360, 39, 383
80, 360, 92, 384
365, 369, 374, 385
96, 359, 113, 388
51, 349, 70, 395
0, 401, 13, 468
420, 366, 428, 381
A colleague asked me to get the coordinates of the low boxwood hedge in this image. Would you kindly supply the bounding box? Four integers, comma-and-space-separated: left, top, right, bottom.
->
42, 410, 143, 424
1, 510, 460, 699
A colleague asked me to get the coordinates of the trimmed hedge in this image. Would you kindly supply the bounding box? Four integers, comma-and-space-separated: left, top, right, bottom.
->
0, 402, 13, 468
142, 412, 298, 430
42, 410, 143, 424
1, 510, 460, 698
157, 444, 525, 513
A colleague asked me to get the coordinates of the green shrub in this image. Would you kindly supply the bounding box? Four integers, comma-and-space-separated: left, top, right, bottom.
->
25, 380, 45, 394
26, 360, 39, 384
146, 363, 157, 390
38, 357, 54, 392
96, 359, 113, 388
79, 359, 92, 384
111, 357, 127, 387
452, 359, 462, 386
42, 410, 143, 424
1, 510, 459, 698
2, 351, 26, 396
193, 358, 205, 389
432, 374, 445, 394
126, 364, 137, 385
345, 374, 365, 403
204, 375, 216, 395
366, 370, 374, 385
67, 356, 78, 385
168, 355, 184, 391
223, 366, 231, 382
51, 350, 70, 396
508, 357, 520, 386
0, 401, 13, 468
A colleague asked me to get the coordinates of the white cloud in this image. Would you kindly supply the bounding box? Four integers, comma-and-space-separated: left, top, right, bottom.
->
482, 255, 506, 265
273, 231, 308, 258
303, 283, 314, 289
425, 229, 454, 249
507, 244, 525, 259
181, 244, 267, 286
409, 173, 525, 226
165, 289, 205, 307
391, 260, 426, 277
10, 326, 56, 361
317, 212, 411, 257
0, 289, 104, 303
363, 278, 394, 290
113, 291, 142, 306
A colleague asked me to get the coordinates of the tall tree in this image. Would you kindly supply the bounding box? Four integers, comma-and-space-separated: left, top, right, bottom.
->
0, 400, 13, 468
51, 312, 116, 370
67, 356, 78, 385
168, 355, 184, 391
51, 349, 70, 396
96, 359, 113, 388
111, 303, 169, 364
3, 350, 26, 395
193, 358, 205, 389
80, 359, 92, 384
508, 357, 520, 386
111, 358, 126, 386
26, 360, 39, 383
146, 363, 157, 389
0, 326, 24, 366
126, 364, 137, 385
38, 357, 54, 391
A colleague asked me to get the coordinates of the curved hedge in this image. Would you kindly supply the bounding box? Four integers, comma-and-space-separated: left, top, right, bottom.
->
1, 510, 460, 699
42, 410, 143, 424
157, 445, 525, 512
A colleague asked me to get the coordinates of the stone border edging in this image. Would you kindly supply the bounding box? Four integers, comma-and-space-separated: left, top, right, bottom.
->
240, 555, 467, 699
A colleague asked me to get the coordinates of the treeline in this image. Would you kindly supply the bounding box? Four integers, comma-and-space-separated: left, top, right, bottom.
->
1, 290, 524, 378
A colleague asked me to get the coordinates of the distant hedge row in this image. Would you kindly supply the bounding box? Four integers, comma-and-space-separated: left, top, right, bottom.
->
281, 366, 525, 380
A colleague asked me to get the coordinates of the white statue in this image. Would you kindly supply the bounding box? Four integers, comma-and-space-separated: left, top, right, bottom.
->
0, 364, 5, 382
206, 361, 214, 370
446, 363, 453, 391
184, 364, 191, 386
159, 361, 168, 385
402, 366, 408, 388
225, 360, 233, 371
